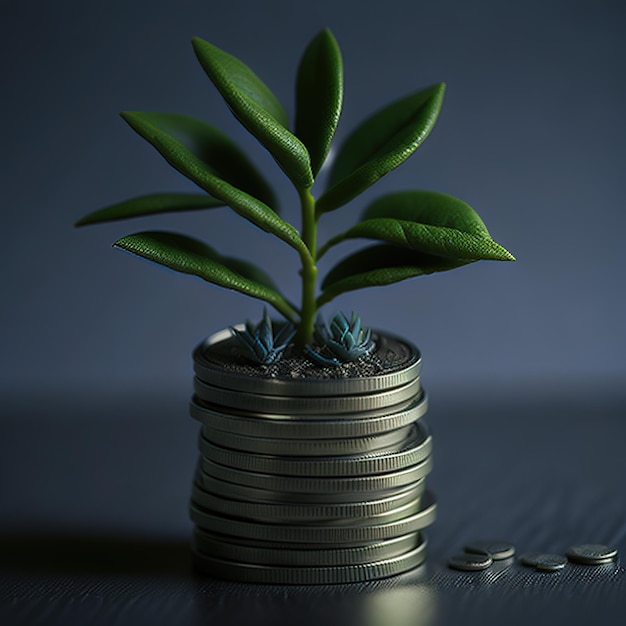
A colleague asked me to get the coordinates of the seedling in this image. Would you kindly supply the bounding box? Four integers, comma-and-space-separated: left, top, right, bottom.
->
77, 29, 514, 352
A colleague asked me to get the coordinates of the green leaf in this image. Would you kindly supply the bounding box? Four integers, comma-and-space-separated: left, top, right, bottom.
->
132, 112, 278, 208
316, 84, 445, 214
191, 37, 314, 189
120, 111, 309, 258
321, 190, 515, 261
295, 29, 343, 178
362, 190, 491, 235
114, 231, 296, 320
319, 244, 471, 306
75, 192, 224, 227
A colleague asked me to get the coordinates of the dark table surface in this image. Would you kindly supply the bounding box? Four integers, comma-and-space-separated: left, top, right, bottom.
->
1, 382, 625, 626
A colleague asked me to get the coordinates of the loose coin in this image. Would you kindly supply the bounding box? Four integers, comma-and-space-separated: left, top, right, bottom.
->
464, 540, 515, 560
193, 376, 422, 415
448, 553, 493, 571
193, 328, 422, 397
189, 491, 437, 544
566, 544, 618, 565
191, 537, 428, 584
520, 553, 566, 572
197, 424, 431, 477
190, 393, 428, 439
199, 454, 433, 493
193, 529, 421, 567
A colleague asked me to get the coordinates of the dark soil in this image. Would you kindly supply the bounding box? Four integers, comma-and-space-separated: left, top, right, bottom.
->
201, 331, 419, 382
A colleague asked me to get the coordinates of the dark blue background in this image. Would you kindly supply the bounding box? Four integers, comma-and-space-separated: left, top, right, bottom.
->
2, 4, 626, 622
2, 0, 624, 396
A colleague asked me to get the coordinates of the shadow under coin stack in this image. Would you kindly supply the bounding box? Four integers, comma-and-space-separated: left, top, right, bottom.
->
189, 328, 436, 584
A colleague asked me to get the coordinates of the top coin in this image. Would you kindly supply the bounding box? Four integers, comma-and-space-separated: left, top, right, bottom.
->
520, 553, 567, 572
193, 327, 421, 397
566, 544, 618, 565
464, 541, 515, 561
448, 553, 493, 571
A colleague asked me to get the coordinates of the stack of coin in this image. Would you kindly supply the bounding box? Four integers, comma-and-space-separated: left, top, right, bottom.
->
188, 328, 436, 584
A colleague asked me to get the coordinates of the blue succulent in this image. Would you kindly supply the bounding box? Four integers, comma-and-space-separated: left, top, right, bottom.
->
306, 311, 376, 366
231, 308, 296, 365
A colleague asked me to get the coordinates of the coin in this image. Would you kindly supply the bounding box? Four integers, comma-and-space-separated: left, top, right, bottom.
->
192, 494, 423, 527
193, 328, 422, 397
191, 537, 428, 584
199, 454, 433, 493
194, 467, 426, 504
189, 491, 436, 544
193, 376, 422, 415
566, 544, 618, 565
190, 393, 428, 439
197, 425, 431, 477
520, 553, 567, 571
464, 541, 515, 560
190, 482, 424, 523
448, 553, 493, 571
193, 529, 422, 567
191, 488, 421, 528
200, 424, 414, 456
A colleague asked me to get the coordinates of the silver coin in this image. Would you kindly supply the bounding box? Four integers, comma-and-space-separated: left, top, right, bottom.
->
192, 528, 421, 551
193, 327, 421, 397
566, 544, 618, 565
190, 482, 424, 523
191, 490, 423, 527
448, 553, 493, 571
190, 393, 428, 439
199, 454, 433, 493
191, 536, 428, 584
193, 376, 422, 415
520, 553, 567, 571
200, 424, 414, 456
193, 529, 422, 567
189, 491, 436, 544
193, 467, 426, 504
464, 540, 515, 560
197, 425, 431, 477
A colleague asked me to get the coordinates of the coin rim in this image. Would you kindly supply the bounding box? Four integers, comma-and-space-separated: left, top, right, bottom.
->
190, 393, 428, 439
193, 467, 426, 504
190, 481, 424, 522
519, 553, 567, 571
189, 491, 437, 544
200, 423, 414, 456
197, 424, 432, 477
464, 541, 516, 561
448, 553, 493, 571
193, 529, 422, 567
191, 536, 428, 584
565, 544, 618, 564
193, 376, 422, 415
199, 454, 434, 493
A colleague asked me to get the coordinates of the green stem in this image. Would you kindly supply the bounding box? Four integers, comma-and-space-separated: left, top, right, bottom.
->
296, 186, 318, 347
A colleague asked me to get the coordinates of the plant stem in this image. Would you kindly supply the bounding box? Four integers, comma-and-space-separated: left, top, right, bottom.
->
296, 186, 317, 347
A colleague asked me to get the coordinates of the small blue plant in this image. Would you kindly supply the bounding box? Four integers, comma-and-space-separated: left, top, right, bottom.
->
306, 311, 376, 366
231, 308, 296, 365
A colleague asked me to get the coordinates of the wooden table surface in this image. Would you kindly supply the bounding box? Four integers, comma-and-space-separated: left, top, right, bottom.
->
1, 383, 624, 625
